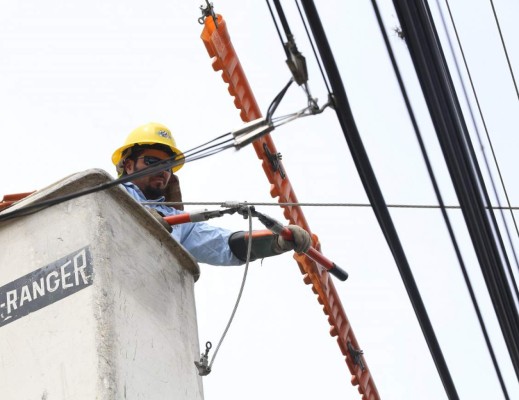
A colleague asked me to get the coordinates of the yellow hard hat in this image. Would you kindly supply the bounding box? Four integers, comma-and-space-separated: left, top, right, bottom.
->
112, 122, 184, 173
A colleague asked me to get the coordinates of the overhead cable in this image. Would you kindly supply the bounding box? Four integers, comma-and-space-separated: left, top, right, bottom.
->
442, 0, 519, 282
294, 0, 332, 95
299, 0, 459, 398
489, 0, 519, 101
372, 0, 509, 397
0, 82, 321, 223
391, 0, 519, 386
202, 11, 381, 396
266, 0, 320, 109
143, 200, 519, 211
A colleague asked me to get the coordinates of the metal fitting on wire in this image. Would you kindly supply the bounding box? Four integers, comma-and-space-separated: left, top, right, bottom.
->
232, 118, 274, 149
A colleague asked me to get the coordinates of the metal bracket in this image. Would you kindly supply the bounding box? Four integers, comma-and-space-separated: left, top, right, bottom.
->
198, 1, 218, 29
263, 143, 286, 179
348, 341, 366, 371
285, 36, 308, 86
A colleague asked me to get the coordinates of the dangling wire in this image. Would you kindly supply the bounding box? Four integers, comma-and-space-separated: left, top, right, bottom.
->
266, 77, 332, 127
266, 78, 294, 124
205, 206, 254, 373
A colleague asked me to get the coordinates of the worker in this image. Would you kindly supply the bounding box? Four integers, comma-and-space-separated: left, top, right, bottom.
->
111, 122, 311, 266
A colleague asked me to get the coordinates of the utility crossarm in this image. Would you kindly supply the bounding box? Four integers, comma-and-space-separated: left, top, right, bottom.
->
200, 14, 380, 400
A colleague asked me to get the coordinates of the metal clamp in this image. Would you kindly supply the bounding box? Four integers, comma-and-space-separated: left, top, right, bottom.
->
232, 118, 274, 149
198, 1, 218, 29
263, 143, 286, 179
348, 341, 365, 371
194, 341, 213, 376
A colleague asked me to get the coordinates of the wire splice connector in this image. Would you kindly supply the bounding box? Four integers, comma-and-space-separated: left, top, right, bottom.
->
232, 118, 274, 150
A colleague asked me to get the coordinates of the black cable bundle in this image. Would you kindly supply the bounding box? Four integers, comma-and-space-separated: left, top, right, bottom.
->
299, 0, 459, 398
391, 0, 519, 388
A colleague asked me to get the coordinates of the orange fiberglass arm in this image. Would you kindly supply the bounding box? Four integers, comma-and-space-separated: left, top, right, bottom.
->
201, 15, 380, 400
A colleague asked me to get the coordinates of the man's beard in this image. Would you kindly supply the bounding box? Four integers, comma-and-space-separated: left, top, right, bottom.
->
141, 185, 166, 199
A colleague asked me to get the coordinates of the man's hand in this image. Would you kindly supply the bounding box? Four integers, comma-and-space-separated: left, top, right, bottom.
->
275, 225, 311, 254
164, 174, 183, 210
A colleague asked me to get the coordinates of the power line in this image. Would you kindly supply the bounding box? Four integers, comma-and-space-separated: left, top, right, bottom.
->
489, 0, 519, 101
392, 0, 519, 386
439, 8, 519, 384
371, 0, 513, 396
301, 0, 459, 398
144, 200, 519, 210
0, 132, 235, 222
374, 0, 497, 395
294, 0, 332, 95
442, 0, 519, 284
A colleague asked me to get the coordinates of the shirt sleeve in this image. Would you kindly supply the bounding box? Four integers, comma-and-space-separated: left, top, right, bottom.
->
175, 221, 244, 266
122, 183, 244, 266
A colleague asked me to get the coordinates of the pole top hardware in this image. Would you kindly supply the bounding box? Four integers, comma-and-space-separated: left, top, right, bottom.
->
198, 1, 218, 29
263, 143, 286, 179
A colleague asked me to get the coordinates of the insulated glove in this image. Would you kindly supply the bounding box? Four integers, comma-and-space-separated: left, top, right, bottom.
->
147, 208, 173, 233
275, 225, 312, 254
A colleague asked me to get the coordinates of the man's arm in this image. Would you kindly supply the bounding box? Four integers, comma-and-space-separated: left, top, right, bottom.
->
228, 226, 311, 262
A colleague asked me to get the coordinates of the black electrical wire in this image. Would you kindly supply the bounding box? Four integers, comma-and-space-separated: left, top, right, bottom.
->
443, 0, 519, 280
391, 0, 519, 383
371, 0, 509, 397
436, 0, 519, 371
266, 0, 288, 58
266, 78, 294, 123
0, 134, 234, 223
299, 0, 459, 398
439, 0, 519, 355
266, 0, 317, 104
272, 0, 294, 42
0, 159, 180, 222
294, 0, 332, 95
183, 132, 234, 158
489, 0, 519, 101
0, 78, 318, 224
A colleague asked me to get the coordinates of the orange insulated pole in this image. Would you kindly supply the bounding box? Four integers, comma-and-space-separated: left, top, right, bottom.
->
201, 14, 380, 400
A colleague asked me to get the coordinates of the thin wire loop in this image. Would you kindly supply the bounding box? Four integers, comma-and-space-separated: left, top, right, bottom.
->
207, 206, 253, 371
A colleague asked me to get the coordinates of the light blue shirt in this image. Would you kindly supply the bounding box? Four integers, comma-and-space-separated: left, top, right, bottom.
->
123, 182, 243, 266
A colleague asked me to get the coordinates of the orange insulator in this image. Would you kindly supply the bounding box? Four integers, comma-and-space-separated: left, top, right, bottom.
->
201, 14, 380, 399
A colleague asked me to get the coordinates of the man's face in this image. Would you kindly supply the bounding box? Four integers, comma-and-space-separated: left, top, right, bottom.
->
124, 149, 172, 199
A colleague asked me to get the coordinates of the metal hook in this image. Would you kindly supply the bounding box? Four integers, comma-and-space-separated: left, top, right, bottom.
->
194, 341, 213, 376
305, 94, 335, 116
198, 1, 219, 29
